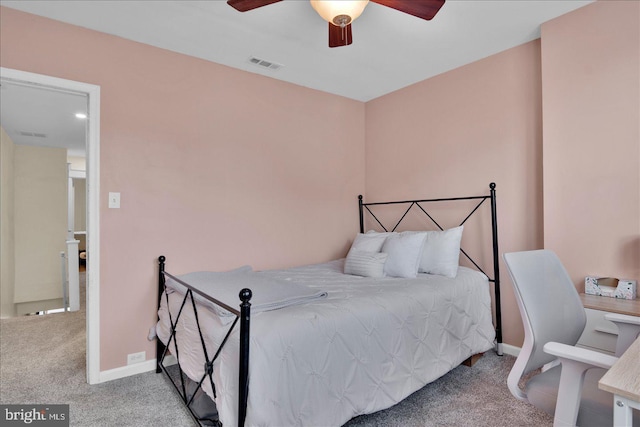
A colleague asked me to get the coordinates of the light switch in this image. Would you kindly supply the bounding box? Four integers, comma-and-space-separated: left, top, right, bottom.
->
108, 192, 121, 209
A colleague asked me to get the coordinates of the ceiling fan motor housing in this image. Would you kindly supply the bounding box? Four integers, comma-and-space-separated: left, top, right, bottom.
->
333, 14, 352, 27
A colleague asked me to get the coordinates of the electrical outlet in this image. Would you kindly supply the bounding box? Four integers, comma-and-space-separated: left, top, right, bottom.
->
108, 192, 120, 209
127, 351, 146, 365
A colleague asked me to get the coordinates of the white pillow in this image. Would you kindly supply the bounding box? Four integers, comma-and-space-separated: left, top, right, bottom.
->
381, 232, 427, 278
344, 250, 388, 278
419, 226, 463, 278
349, 232, 388, 252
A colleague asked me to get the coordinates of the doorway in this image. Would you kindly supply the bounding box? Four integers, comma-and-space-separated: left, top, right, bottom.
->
0, 67, 101, 384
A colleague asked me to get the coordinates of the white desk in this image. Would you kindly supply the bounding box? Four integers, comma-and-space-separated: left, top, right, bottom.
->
599, 336, 640, 426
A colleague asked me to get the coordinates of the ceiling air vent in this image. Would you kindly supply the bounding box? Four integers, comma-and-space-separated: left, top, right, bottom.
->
248, 56, 283, 71
19, 131, 47, 138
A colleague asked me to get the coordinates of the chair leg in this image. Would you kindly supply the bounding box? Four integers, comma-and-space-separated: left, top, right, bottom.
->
553, 361, 591, 427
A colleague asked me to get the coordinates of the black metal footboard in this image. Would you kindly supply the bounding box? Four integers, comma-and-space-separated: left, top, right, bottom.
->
358, 182, 503, 355
156, 256, 252, 427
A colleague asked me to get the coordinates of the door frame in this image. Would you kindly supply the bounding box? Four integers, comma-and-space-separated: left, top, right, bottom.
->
1, 67, 101, 384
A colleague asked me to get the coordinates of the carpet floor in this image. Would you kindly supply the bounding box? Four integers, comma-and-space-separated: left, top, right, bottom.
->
1, 275, 552, 426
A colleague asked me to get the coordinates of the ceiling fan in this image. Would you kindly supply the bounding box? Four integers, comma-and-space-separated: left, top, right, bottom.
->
227, 0, 446, 48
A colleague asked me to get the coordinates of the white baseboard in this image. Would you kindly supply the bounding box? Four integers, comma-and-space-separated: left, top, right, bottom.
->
501, 343, 521, 357
99, 359, 156, 383
98, 355, 177, 383
97, 344, 521, 384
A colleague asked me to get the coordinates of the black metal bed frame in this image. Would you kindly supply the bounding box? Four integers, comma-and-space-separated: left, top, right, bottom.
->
156, 182, 502, 427
358, 182, 503, 355
156, 262, 251, 427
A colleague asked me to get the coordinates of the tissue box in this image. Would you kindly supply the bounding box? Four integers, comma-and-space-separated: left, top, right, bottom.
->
585, 276, 637, 300
614, 280, 637, 300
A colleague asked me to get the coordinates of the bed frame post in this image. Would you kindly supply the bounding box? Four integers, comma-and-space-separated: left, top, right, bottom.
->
489, 183, 503, 356
358, 195, 364, 233
238, 288, 252, 427
156, 256, 167, 373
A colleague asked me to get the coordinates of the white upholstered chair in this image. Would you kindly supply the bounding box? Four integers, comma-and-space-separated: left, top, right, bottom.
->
504, 250, 640, 427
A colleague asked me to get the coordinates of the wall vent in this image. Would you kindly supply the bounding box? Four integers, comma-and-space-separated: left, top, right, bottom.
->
248, 56, 284, 71
18, 131, 47, 138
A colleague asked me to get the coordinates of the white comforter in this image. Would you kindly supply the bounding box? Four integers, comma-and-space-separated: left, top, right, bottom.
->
156, 259, 495, 427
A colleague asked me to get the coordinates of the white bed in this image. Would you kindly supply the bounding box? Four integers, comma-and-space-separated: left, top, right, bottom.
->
156, 258, 495, 427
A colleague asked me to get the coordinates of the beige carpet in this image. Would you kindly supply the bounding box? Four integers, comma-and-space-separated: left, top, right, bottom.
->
0, 273, 192, 426
1, 273, 552, 426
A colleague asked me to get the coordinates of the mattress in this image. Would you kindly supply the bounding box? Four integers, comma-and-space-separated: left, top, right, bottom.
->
156, 259, 496, 427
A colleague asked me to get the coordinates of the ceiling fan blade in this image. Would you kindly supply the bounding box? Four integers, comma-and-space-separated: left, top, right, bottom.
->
371, 0, 445, 20
329, 23, 353, 48
227, 0, 282, 12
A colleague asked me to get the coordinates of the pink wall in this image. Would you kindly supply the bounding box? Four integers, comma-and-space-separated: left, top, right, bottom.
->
365, 0, 640, 348
0, 7, 365, 370
541, 1, 640, 289
365, 41, 544, 347
2, 0, 636, 370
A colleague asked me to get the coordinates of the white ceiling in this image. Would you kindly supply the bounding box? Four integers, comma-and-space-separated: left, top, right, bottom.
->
0, 0, 594, 155
1, 0, 594, 102
0, 81, 88, 157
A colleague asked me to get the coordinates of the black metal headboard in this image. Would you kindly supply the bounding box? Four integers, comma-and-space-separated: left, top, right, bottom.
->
358, 182, 503, 355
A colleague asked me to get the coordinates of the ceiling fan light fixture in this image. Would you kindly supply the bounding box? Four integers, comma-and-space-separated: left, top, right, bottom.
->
310, 0, 369, 27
